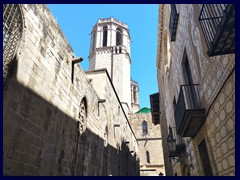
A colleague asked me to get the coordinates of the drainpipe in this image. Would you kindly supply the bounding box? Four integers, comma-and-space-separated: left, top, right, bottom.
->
111, 46, 114, 80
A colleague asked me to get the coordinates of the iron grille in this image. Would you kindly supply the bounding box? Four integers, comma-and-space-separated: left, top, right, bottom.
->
174, 84, 204, 136
169, 4, 179, 41
3, 4, 23, 83
199, 4, 235, 56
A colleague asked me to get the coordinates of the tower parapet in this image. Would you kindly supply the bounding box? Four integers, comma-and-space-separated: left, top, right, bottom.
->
89, 17, 132, 113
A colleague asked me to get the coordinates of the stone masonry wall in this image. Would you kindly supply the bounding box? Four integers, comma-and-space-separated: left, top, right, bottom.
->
156, 4, 235, 176
191, 71, 235, 176
129, 113, 165, 176
3, 4, 139, 176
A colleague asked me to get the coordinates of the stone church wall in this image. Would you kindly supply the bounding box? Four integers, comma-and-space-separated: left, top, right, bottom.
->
3, 4, 139, 176
129, 113, 165, 176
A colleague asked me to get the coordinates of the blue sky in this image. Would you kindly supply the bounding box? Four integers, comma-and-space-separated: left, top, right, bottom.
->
48, 4, 159, 108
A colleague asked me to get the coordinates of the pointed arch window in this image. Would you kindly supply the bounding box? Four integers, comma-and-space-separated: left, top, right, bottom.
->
103, 26, 108, 47
142, 121, 148, 137
132, 85, 138, 104
92, 30, 96, 50
116, 27, 123, 45
78, 97, 87, 135
133, 86, 137, 103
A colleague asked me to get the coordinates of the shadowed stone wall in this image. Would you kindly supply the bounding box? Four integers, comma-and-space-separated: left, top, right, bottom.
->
3, 4, 139, 176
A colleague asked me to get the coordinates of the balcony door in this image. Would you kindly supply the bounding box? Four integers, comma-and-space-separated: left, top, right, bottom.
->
181, 50, 198, 109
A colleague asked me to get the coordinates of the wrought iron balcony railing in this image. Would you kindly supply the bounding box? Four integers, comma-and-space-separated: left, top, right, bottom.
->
199, 4, 235, 56
169, 4, 179, 41
174, 84, 205, 137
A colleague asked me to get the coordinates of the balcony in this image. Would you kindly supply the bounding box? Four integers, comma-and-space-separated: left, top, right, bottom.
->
199, 4, 235, 56
169, 4, 179, 41
174, 84, 205, 137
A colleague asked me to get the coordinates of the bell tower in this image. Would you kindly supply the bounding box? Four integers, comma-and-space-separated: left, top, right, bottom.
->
89, 17, 132, 113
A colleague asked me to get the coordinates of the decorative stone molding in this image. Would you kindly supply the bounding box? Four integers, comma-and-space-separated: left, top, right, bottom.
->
78, 98, 87, 135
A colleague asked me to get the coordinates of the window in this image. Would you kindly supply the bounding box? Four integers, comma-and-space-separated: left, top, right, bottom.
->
173, 97, 176, 110
133, 86, 137, 103
103, 26, 108, 47
146, 151, 150, 163
142, 121, 148, 137
116, 27, 123, 45
199, 4, 235, 56
78, 97, 87, 135
169, 4, 179, 41
182, 50, 194, 85
182, 49, 198, 108
92, 30, 96, 50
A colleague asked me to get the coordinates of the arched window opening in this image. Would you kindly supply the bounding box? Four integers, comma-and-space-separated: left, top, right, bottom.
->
146, 151, 150, 163
3, 4, 24, 86
116, 27, 123, 46
92, 30, 96, 50
103, 26, 108, 47
142, 121, 148, 137
133, 86, 137, 103
73, 97, 87, 175
78, 97, 87, 135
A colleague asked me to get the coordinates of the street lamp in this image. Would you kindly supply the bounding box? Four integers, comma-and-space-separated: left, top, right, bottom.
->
167, 126, 176, 152
167, 126, 194, 169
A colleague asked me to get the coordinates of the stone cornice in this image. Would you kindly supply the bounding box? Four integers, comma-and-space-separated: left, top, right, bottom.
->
89, 45, 132, 64
156, 5, 165, 69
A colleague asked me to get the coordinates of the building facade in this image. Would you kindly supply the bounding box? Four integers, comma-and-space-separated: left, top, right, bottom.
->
129, 108, 165, 176
156, 4, 235, 176
3, 4, 139, 176
89, 17, 140, 114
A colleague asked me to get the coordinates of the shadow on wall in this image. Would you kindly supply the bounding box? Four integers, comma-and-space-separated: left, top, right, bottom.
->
3, 57, 140, 176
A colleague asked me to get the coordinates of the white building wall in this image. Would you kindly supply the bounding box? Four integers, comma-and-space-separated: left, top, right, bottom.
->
89, 18, 133, 113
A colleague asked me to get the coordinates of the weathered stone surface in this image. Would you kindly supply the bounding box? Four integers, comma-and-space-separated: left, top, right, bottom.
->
3, 4, 139, 176
129, 112, 165, 176
156, 4, 235, 176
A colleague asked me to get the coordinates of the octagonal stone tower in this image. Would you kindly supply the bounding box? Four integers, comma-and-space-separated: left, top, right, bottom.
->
89, 17, 132, 113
